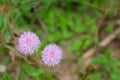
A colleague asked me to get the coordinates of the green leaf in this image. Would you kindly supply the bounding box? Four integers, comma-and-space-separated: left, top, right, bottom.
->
110, 70, 120, 80
49, 32, 62, 43
69, 38, 85, 52
4, 28, 12, 43
89, 73, 101, 80
0, 72, 13, 80
23, 64, 47, 79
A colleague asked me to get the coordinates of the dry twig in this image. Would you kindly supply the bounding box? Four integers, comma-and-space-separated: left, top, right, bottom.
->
82, 27, 120, 67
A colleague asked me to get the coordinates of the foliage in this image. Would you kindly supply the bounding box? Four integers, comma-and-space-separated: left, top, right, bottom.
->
90, 50, 120, 80
0, 0, 119, 80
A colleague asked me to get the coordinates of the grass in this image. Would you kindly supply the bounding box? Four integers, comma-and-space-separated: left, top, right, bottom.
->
0, 0, 120, 80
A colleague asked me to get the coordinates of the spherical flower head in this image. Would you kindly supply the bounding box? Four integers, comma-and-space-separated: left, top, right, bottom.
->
16, 32, 40, 56
42, 44, 62, 67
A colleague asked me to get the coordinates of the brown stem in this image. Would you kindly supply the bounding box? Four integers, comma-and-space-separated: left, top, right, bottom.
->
85, 1, 106, 13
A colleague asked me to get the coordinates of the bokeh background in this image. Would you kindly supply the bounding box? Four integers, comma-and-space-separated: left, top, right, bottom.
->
0, 0, 120, 80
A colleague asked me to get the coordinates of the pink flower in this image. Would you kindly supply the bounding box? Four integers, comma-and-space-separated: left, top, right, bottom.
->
42, 44, 62, 67
16, 32, 40, 56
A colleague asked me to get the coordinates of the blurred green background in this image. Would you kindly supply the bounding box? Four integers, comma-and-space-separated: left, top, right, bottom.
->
0, 0, 120, 80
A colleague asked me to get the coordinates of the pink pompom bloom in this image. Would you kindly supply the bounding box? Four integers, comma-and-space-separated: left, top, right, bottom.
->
42, 44, 62, 67
16, 32, 40, 56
